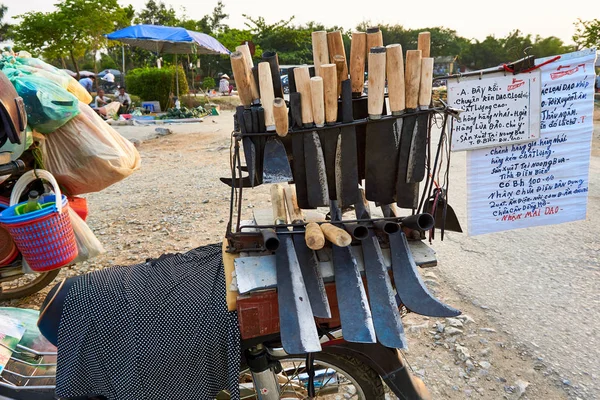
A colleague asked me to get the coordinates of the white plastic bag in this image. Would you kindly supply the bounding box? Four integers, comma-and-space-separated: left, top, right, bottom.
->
69, 207, 104, 263
42, 102, 141, 195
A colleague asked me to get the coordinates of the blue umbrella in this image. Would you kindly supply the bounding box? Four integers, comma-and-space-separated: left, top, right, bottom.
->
106, 24, 230, 97
105, 24, 230, 55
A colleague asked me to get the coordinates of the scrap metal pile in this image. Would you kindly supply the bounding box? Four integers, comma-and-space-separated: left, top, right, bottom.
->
224, 28, 463, 354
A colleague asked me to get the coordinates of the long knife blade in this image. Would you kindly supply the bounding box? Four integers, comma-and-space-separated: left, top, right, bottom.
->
329, 201, 376, 343
271, 184, 322, 354
336, 79, 360, 208
285, 187, 331, 318
355, 199, 407, 349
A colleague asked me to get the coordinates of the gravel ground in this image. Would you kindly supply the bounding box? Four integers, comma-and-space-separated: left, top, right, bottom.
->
0, 110, 578, 399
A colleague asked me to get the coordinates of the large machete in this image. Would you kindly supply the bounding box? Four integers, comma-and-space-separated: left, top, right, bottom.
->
271, 184, 322, 354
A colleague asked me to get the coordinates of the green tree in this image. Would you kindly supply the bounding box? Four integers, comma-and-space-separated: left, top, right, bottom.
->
573, 18, 600, 50
134, 0, 178, 26
0, 3, 10, 42
12, 0, 130, 77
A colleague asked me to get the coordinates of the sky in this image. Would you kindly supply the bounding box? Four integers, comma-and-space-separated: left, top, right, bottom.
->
3, 0, 597, 45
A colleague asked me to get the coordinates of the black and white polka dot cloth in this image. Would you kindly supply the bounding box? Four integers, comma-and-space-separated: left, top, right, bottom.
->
55, 243, 241, 399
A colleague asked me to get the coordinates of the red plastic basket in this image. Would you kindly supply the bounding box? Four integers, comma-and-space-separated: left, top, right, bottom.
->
1, 202, 78, 271
0, 170, 78, 272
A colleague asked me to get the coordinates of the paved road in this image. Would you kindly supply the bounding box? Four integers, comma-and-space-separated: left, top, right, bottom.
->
433, 120, 600, 398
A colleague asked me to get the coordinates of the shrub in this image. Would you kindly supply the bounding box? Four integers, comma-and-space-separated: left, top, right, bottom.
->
125, 66, 188, 110
201, 77, 216, 90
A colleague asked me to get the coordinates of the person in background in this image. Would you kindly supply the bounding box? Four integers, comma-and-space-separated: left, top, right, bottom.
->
117, 86, 132, 114
219, 74, 230, 95
101, 70, 116, 92
595, 70, 600, 93
94, 89, 109, 108
79, 75, 95, 93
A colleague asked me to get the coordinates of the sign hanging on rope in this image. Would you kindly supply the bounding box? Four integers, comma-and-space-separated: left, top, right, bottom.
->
463, 48, 597, 236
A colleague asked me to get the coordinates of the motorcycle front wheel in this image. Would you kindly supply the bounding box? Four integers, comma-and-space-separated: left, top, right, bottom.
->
219, 351, 385, 399
0, 267, 60, 300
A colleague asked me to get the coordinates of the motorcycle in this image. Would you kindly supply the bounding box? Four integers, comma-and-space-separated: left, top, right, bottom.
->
0, 306, 429, 400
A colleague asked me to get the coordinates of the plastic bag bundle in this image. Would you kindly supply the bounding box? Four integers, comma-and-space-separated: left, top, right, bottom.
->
42, 102, 141, 195
4, 55, 93, 104
9, 72, 80, 134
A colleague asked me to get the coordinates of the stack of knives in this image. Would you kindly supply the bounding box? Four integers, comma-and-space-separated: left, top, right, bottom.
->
227, 29, 461, 354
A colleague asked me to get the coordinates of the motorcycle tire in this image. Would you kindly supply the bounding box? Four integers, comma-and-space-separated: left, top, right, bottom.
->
0, 269, 60, 300
234, 351, 385, 399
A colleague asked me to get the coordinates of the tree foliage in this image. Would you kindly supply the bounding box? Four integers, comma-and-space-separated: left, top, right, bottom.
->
134, 0, 178, 26
573, 19, 600, 50
12, 0, 130, 76
0, 4, 10, 42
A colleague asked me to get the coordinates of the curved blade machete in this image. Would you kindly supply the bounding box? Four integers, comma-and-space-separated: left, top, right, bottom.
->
388, 230, 461, 317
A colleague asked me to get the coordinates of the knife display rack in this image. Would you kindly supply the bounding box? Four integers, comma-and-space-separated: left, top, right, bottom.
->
225, 99, 441, 254
224, 29, 463, 355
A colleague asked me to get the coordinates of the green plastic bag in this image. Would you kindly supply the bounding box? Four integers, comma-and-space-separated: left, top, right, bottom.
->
9, 73, 80, 134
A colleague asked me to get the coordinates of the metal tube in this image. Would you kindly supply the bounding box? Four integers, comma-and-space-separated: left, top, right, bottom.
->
374, 220, 400, 234
343, 223, 369, 241
401, 213, 435, 232
260, 228, 280, 251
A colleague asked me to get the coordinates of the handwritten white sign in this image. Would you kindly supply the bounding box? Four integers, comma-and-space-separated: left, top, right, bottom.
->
448, 71, 541, 151
466, 49, 596, 236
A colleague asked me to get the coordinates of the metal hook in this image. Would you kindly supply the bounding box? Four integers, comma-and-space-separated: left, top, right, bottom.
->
456, 72, 462, 83
479, 71, 483, 80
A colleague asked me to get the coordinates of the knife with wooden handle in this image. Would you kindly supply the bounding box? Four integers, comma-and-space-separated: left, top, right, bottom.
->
273, 98, 288, 137
260, 63, 292, 183
271, 184, 322, 354
350, 31, 367, 97
284, 186, 331, 318
364, 46, 398, 204
396, 49, 421, 208
230, 51, 254, 107
235, 44, 260, 102
301, 74, 329, 207
418, 31, 431, 58
366, 26, 383, 54
320, 63, 340, 201
327, 30, 348, 94
312, 31, 329, 77
258, 62, 276, 131
386, 44, 405, 115
333, 55, 346, 97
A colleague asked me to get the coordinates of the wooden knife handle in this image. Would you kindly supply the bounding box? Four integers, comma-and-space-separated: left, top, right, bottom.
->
367, 47, 386, 119
418, 58, 434, 109
366, 27, 383, 54
236, 44, 260, 101
327, 31, 348, 84
230, 51, 253, 107
305, 222, 325, 250
418, 32, 431, 58
270, 184, 287, 225
405, 50, 422, 110
320, 223, 352, 247
273, 98, 289, 137
320, 63, 338, 124
312, 31, 329, 77
350, 32, 367, 95
258, 62, 276, 130
310, 76, 325, 127
294, 66, 314, 126
333, 55, 346, 97
386, 44, 405, 115
284, 186, 304, 223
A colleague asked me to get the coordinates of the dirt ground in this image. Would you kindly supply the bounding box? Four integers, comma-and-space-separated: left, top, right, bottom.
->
0, 107, 582, 399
